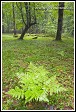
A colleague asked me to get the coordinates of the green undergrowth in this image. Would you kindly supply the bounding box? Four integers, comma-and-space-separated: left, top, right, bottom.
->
2, 34, 74, 110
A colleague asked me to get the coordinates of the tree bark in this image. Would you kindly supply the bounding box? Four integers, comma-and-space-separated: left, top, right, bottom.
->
18, 2, 37, 40
19, 23, 36, 40
19, 25, 28, 40
56, 2, 64, 41
2, 25, 4, 33
2, 10, 5, 33
12, 3, 16, 36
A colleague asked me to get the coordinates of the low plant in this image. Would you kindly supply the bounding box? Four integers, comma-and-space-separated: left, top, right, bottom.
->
7, 62, 66, 105
57, 51, 65, 57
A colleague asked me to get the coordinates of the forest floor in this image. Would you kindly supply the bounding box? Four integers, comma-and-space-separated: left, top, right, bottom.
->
2, 34, 74, 110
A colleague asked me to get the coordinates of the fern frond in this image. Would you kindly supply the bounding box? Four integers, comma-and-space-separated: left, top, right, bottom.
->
7, 62, 66, 104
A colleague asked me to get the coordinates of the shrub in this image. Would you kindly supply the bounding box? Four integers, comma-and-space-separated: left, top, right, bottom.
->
7, 62, 66, 104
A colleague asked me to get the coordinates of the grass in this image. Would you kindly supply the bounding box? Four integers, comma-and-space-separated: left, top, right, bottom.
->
2, 34, 74, 110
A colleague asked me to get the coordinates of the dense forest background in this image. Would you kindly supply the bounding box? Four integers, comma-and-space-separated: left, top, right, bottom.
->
2, 2, 74, 39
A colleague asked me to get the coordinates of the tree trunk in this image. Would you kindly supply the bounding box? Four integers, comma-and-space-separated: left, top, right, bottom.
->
19, 23, 36, 40
56, 2, 64, 41
12, 3, 16, 36
19, 25, 29, 40
2, 10, 5, 33
18, 2, 36, 40
2, 25, 4, 33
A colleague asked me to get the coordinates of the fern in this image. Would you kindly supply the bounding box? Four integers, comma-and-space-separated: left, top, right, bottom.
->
7, 62, 66, 104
